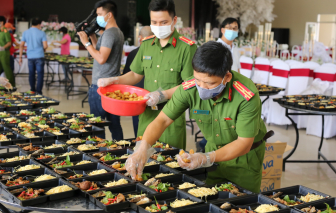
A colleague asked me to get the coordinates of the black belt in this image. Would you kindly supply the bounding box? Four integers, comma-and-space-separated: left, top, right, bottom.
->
250, 130, 274, 151
147, 103, 167, 110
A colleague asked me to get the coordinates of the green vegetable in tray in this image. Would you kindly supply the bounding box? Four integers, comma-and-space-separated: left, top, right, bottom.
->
39, 120, 46, 125
48, 108, 56, 114
101, 191, 117, 205
283, 195, 297, 206
215, 183, 235, 192
87, 135, 97, 142
103, 153, 120, 161
156, 155, 165, 162
70, 124, 80, 129
321, 203, 336, 213
94, 116, 102, 122
141, 173, 151, 181
52, 155, 73, 168
87, 114, 94, 118
149, 182, 171, 193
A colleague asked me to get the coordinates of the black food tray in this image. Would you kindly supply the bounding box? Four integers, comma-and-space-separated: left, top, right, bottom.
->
120, 164, 180, 180
88, 183, 156, 210
0, 151, 29, 166
8, 109, 41, 119
89, 148, 134, 163
55, 162, 115, 179
38, 153, 99, 170
1, 167, 61, 189
293, 197, 336, 212
144, 173, 205, 190
210, 194, 289, 212
68, 172, 133, 193
138, 189, 203, 213
5, 178, 78, 206
160, 203, 226, 213
261, 185, 331, 206
79, 117, 111, 127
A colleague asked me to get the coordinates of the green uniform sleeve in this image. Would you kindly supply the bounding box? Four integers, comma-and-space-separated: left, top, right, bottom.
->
162, 85, 190, 120
4, 31, 11, 44
180, 44, 197, 80
235, 92, 262, 138
130, 44, 145, 75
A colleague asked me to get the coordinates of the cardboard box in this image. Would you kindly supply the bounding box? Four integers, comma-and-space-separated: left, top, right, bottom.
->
262, 141, 293, 179
260, 177, 281, 192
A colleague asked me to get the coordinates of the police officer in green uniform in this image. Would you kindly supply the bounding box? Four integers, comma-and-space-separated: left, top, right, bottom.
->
0, 16, 15, 87
98, 0, 196, 149
125, 41, 272, 193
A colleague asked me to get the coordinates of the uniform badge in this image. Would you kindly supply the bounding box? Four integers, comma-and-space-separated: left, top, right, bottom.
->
182, 79, 196, 90
232, 81, 255, 101
143, 56, 152, 60
193, 110, 210, 115
172, 37, 177, 48
179, 36, 195, 46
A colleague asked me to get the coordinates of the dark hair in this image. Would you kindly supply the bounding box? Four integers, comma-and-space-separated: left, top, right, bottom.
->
192, 41, 232, 78
32, 18, 42, 26
148, 0, 176, 18
59, 27, 68, 34
220, 17, 240, 30
0, 16, 6, 25
95, 0, 117, 19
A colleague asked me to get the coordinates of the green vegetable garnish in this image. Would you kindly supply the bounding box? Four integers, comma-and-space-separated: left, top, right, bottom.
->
156, 155, 166, 162
141, 173, 151, 181
215, 183, 234, 191
320, 203, 336, 213
104, 153, 114, 161
87, 114, 94, 118
95, 116, 102, 122
101, 191, 115, 204
49, 108, 56, 114
161, 206, 168, 210
283, 195, 296, 205
39, 120, 46, 125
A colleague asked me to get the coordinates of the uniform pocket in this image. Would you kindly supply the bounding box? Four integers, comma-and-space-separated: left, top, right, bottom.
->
162, 62, 182, 84
142, 60, 152, 72
221, 119, 238, 141
190, 113, 212, 133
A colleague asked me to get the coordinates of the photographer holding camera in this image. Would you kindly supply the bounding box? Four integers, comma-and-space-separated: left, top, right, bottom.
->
77, 0, 124, 140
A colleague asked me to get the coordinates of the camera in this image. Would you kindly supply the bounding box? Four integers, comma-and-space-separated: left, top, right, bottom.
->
75, 10, 100, 36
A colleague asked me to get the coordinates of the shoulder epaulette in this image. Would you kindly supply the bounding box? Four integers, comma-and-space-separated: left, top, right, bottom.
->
182, 79, 196, 90
233, 81, 255, 101
142, 35, 156, 42
179, 36, 195, 46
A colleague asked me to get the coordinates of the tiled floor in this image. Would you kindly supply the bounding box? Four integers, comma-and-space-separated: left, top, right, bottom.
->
9, 74, 336, 198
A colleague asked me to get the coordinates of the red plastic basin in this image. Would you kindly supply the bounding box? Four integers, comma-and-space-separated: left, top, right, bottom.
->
97, 84, 150, 116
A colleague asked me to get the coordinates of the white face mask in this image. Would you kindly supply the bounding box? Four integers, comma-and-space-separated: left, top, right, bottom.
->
150, 21, 174, 39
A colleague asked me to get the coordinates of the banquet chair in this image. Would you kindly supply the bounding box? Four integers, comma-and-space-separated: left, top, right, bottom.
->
304, 61, 320, 85
239, 55, 253, 79
252, 57, 271, 84
266, 60, 292, 125
306, 64, 336, 138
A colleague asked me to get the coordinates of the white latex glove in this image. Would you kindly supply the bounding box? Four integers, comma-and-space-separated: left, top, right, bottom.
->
125, 140, 156, 180
144, 89, 168, 107
0, 46, 4, 51
97, 77, 119, 87
0, 77, 12, 89
176, 151, 216, 171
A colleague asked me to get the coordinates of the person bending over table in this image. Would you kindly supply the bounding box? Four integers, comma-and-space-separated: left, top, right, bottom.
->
125, 41, 271, 193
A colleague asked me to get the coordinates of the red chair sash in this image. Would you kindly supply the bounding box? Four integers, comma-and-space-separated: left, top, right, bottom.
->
272, 68, 289, 78
240, 63, 253, 70
290, 68, 314, 78
254, 64, 270, 72
314, 73, 335, 82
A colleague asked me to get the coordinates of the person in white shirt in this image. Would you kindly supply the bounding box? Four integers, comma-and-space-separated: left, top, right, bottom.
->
217, 17, 240, 73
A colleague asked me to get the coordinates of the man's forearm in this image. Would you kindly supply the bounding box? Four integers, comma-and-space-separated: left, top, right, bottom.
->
214, 137, 254, 162
3, 42, 11, 49
90, 35, 98, 49
19, 45, 23, 58
118, 71, 144, 85
142, 112, 173, 146
164, 85, 179, 99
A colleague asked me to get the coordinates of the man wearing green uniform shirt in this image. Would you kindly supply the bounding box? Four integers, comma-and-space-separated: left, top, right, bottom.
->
125, 41, 272, 193
98, 0, 196, 149
0, 16, 15, 87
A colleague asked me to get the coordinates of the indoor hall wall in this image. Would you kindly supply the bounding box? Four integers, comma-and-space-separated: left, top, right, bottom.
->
272, 0, 336, 47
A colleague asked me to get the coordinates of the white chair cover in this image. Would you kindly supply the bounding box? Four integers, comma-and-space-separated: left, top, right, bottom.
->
287, 62, 314, 95
306, 64, 336, 138
252, 57, 271, 84
266, 60, 292, 125
239, 55, 253, 79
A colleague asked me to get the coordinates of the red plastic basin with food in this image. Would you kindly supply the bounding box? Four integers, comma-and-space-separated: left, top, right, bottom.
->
97, 85, 150, 116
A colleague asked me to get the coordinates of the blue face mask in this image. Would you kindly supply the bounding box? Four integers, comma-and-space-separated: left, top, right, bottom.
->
97, 14, 109, 28
224, 29, 238, 41
195, 78, 226, 100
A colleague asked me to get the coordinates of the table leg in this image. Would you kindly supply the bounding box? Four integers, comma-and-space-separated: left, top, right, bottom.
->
283, 108, 299, 171
318, 115, 324, 160
262, 95, 269, 104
